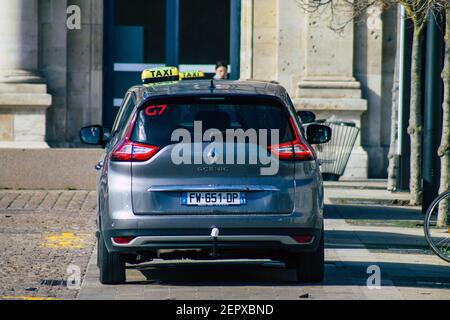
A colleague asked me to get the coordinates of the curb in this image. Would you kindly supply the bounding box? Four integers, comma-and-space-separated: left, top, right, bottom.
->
328, 197, 412, 207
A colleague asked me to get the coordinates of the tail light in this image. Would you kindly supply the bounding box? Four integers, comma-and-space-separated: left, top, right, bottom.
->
112, 237, 135, 244
110, 111, 159, 162
111, 140, 160, 162
268, 117, 314, 161
292, 235, 314, 243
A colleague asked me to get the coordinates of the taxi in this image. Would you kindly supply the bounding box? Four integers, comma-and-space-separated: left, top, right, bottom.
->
141, 66, 180, 84
180, 70, 205, 80
80, 67, 331, 284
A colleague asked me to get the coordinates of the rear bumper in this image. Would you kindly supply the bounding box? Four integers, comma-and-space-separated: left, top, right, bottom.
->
112, 235, 311, 246
103, 227, 322, 254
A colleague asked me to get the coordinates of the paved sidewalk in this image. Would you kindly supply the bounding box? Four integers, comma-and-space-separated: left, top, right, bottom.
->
1, 189, 448, 300
78, 196, 450, 300
78, 230, 407, 300
325, 182, 410, 206
324, 179, 388, 190
0, 190, 97, 299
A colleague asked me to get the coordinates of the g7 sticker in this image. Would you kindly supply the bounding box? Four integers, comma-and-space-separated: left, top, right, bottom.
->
145, 105, 168, 117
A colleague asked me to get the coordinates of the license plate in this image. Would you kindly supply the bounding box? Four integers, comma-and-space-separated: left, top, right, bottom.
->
181, 192, 246, 206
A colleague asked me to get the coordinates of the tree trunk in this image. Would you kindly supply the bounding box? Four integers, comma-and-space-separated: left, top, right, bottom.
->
437, 9, 450, 228
408, 27, 425, 205
387, 7, 401, 191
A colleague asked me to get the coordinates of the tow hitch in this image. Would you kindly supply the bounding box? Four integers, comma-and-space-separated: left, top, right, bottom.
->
210, 227, 219, 258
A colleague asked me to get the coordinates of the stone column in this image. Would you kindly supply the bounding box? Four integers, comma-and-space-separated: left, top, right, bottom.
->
355, 5, 395, 178
251, 0, 278, 80
0, 0, 52, 148
293, 1, 368, 179
240, 0, 254, 80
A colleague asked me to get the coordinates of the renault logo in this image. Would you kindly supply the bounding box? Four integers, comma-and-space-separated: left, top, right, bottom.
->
207, 147, 219, 164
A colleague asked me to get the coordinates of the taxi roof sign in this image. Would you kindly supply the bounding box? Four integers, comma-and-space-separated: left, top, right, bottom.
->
180, 70, 205, 80
141, 67, 179, 84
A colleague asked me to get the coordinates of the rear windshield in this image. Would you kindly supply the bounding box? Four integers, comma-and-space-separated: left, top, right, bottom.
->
131, 99, 294, 147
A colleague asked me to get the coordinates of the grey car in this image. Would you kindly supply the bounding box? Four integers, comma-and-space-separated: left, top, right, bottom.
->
80, 79, 331, 285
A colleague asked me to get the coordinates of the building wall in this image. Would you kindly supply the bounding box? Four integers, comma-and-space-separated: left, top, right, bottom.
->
241, 0, 397, 178
39, 0, 68, 144
34, 0, 396, 177
241, 0, 305, 92
39, 0, 103, 147
252, 0, 278, 81
355, 6, 397, 178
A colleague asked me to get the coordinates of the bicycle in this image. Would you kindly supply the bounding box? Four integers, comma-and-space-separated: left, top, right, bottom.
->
424, 189, 450, 262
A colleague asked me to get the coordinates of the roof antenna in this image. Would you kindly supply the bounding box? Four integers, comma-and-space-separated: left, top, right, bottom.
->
209, 79, 216, 90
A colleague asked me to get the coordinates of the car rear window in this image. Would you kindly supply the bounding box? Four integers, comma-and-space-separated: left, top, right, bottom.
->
131, 99, 294, 147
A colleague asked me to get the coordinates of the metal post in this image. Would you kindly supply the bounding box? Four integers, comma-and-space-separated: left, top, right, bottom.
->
166, 0, 180, 67
230, 0, 241, 80
422, 10, 443, 213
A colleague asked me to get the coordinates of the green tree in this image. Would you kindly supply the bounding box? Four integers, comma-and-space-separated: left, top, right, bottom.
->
297, 0, 435, 205
437, 2, 449, 227
400, 0, 429, 205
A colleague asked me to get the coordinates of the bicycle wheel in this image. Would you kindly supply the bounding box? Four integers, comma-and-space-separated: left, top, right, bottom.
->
424, 190, 450, 262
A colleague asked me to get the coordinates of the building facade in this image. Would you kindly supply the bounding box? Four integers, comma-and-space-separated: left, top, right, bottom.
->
0, 0, 398, 178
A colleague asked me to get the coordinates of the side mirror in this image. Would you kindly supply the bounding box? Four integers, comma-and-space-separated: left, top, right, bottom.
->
306, 124, 332, 144
297, 111, 316, 124
80, 125, 104, 145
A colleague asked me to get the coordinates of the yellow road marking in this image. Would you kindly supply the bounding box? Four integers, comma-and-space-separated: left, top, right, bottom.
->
42, 232, 90, 249
1, 296, 59, 300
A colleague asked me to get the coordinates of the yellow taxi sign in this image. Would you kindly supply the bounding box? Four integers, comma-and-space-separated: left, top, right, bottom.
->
180, 70, 205, 80
141, 67, 179, 84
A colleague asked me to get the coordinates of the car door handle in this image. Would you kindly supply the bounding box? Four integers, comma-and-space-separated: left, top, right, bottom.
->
95, 161, 104, 171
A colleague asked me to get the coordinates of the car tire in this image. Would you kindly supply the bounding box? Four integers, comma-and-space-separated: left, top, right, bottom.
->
96, 232, 101, 268
98, 232, 126, 285
295, 230, 324, 283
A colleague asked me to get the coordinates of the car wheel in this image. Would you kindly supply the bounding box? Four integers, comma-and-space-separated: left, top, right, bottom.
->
295, 230, 324, 283
98, 232, 126, 285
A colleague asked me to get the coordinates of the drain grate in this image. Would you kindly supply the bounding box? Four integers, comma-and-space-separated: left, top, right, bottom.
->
40, 279, 67, 287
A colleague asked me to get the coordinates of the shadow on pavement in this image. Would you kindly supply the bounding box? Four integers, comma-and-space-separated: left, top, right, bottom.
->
117, 203, 446, 290
338, 260, 450, 288
130, 260, 295, 286
125, 259, 450, 289
325, 230, 429, 249
324, 204, 423, 221
324, 203, 429, 249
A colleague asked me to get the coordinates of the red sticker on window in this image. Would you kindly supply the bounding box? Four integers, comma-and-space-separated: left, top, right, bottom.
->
145, 105, 168, 117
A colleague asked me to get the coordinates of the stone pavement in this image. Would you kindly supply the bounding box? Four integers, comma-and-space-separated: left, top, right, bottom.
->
78, 196, 450, 300
0, 189, 449, 300
324, 180, 411, 206
0, 190, 97, 300
325, 204, 450, 299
